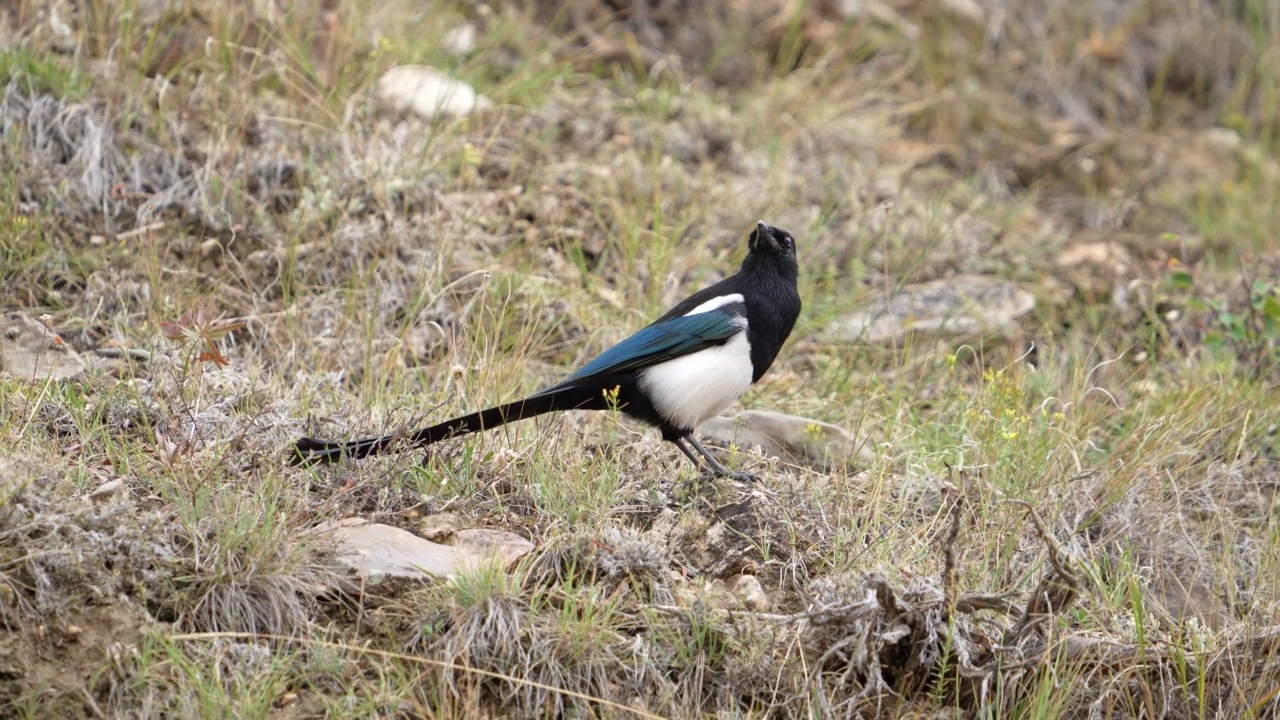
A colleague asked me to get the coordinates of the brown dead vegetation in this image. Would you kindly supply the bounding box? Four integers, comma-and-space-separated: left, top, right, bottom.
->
1, 0, 1279, 717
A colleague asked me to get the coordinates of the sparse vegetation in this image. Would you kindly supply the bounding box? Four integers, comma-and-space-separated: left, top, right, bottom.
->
1, 0, 1278, 717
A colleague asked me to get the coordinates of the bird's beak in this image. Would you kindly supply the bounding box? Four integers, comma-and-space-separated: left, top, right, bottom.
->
753, 220, 779, 252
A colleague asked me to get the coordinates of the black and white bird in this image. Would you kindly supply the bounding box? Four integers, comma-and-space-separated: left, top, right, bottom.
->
292, 221, 802, 481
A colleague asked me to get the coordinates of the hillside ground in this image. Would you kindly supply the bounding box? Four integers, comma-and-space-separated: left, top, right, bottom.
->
1, 0, 1279, 717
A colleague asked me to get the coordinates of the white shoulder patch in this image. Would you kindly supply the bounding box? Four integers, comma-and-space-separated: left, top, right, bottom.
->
684, 293, 745, 316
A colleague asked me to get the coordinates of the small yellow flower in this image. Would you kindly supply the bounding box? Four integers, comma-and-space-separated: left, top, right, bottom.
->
602, 385, 622, 408
461, 142, 481, 166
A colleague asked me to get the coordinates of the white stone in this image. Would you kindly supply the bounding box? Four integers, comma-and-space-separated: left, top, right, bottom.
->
1204, 127, 1242, 152
323, 519, 467, 583
835, 0, 864, 18
320, 518, 533, 587
377, 66, 492, 120
442, 23, 478, 56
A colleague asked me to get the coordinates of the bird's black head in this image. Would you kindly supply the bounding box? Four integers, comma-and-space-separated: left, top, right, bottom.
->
744, 221, 799, 282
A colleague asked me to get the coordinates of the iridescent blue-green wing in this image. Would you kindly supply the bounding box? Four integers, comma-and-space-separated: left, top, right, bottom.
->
533, 309, 745, 395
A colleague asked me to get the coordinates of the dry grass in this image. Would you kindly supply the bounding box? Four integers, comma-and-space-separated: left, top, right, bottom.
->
1, 0, 1279, 717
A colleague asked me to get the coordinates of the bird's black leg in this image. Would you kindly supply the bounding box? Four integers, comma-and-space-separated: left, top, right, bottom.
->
684, 434, 759, 483
671, 436, 706, 471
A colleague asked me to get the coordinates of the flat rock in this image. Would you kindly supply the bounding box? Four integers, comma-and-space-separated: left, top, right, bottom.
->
417, 512, 536, 569
323, 519, 465, 583
827, 276, 1034, 343
0, 312, 86, 380
453, 528, 534, 566
320, 518, 535, 588
84, 478, 128, 504
377, 65, 492, 119
699, 410, 868, 471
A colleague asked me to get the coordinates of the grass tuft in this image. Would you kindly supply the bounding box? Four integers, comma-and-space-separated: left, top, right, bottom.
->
1, 0, 1278, 715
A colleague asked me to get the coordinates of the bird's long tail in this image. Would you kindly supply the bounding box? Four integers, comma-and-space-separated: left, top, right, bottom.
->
291, 387, 596, 465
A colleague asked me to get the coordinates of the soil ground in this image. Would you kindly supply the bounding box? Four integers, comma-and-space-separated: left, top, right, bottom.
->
1, 0, 1279, 717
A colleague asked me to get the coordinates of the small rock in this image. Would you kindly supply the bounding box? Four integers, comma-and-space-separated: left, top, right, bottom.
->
940, 0, 984, 23
322, 519, 469, 583
1055, 238, 1135, 301
442, 23, 477, 56
1203, 127, 1242, 152
827, 276, 1034, 343
417, 512, 467, 542
198, 238, 221, 260
321, 519, 534, 588
834, 0, 863, 18
451, 528, 535, 569
733, 575, 770, 612
1056, 241, 1131, 272
85, 479, 128, 504
377, 65, 492, 120
691, 579, 739, 611
418, 516, 535, 568
0, 312, 86, 380
699, 410, 869, 471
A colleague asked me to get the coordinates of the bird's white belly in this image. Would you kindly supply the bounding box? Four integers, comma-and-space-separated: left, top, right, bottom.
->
638, 332, 753, 431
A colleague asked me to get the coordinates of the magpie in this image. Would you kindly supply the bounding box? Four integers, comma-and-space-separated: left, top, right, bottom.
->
292, 221, 801, 481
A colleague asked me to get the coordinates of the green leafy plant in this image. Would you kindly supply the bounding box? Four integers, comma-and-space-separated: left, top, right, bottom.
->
1168, 262, 1280, 375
